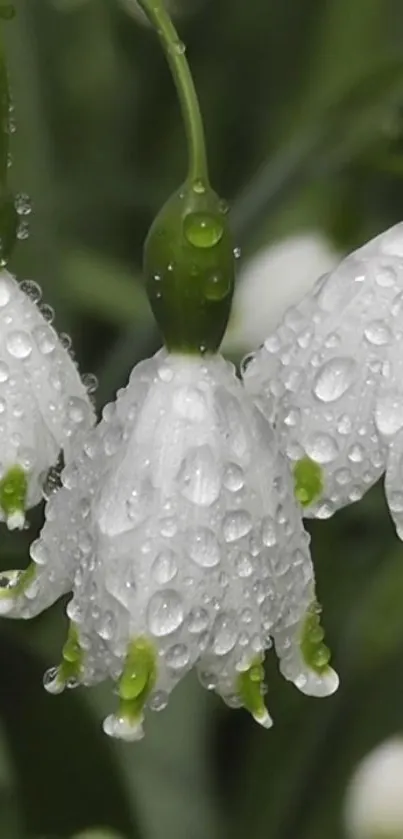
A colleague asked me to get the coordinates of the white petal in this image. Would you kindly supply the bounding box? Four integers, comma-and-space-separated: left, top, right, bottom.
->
224, 233, 339, 353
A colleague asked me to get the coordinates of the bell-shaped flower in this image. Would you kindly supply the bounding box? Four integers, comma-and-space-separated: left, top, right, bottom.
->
0, 349, 337, 740
0, 269, 95, 528
243, 223, 403, 534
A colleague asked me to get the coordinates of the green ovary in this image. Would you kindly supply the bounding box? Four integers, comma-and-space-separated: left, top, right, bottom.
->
300, 602, 331, 674
293, 457, 323, 507
0, 465, 27, 518
118, 637, 157, 723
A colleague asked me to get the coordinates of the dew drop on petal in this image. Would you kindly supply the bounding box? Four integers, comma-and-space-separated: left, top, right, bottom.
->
223, 463, 244, 492
313, 357, 356, 403
178, 446, 220, 506
189, 527, 220, 568
0, 362, 9, 383
375, 392, 403, 436
6, 330, 32, 359
188, 606, 210, 633
147, 589, 184, 637
223, 510, 252, 543
305, 433, 339, 464
152, 549, 178, 584
166, 643, 190, 671
364, 320, 392, 346
212, 612, 238, 655
33, 325, 57, 355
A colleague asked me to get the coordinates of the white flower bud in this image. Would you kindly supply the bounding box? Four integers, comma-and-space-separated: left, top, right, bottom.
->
224, 233, 339, 353
345, 738, 403, 839
0, 270, 95, 528
243, 223, 403, 530
0, 350, 337, 739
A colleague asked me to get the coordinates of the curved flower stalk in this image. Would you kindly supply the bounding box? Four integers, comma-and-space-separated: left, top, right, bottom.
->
0, 269, 95, 527
0, 349, 337, 739
243, 223, 403, 532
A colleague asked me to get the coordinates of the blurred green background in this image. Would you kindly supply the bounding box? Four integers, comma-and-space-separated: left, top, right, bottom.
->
2, 0, 403, 836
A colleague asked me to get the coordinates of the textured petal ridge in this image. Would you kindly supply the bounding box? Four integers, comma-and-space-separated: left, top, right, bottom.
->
0, 349, 337, 738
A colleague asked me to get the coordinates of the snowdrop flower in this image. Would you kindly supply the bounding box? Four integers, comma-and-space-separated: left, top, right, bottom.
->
0, 269, 95, 528
344, 738, 403, 839
224, 232, 339, 353
0, 0, 337, 742
0, 348, 337, 739
243, 223, 403, 532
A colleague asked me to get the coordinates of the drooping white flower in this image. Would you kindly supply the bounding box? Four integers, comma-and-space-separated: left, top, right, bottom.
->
0, 269, 95, 528
243, 223, 403, 531
0, 349, 337, 740
224, 232, 339, 354
344, 738, 403, 839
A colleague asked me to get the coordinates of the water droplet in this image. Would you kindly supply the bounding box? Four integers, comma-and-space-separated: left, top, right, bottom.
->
204, 271, 230, 301
233, 246, 241, 259
212, 612, 237, 655
16, 220, 29, 240
148, 690, 169, 711
33, 325, 57, 354
375, 265, 396, 288
192, 179, 206, 194
166, 643, 189, 671
348, 443, 365, 463
147, 590, 184, 637
43, 666, 64, 695
152, 549, 178, 584
184, 212, 224, 249
39, 303, 54, 323
98, 610, 116, 640
223, 463, 244, 492
189, 527, 220, 567
389, 491, 403, 513
364, 320, 391, 346
20, 279, 41, 303
305, 433, 339, 464
375, 391, 403, 436
188, 606, 209, 633
6, 330, 32, 359
223, 510, 252, 542
313, 357, 356, 402
67, 397, 89, 426
82, 372, 98, 394
179, 445, 220, 506
14, 194, 32, 216
30, 540, 49, 566
335, 467, 351, 485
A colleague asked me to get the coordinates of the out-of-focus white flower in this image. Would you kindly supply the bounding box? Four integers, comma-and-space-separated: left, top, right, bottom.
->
0, 269, 95, 528
345, 738, 403, 839
224, 232, 339, 354
0, 349, 337, 740
243, 223, 403, 531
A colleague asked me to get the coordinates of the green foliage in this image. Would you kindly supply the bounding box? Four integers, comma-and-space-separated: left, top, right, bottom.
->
1, 1, 403, 838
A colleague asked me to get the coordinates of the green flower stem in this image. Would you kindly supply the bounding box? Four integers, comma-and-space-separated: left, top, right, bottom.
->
136, 0, 209, 187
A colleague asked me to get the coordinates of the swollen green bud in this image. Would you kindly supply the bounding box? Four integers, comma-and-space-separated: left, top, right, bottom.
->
144, 180, 235, 353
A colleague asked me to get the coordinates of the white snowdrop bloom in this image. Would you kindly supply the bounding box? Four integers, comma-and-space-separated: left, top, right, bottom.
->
243, 223, 403, 530
224, 233, 339, 353
0, 269, 95, 528
0, 349, 337, 740
344, 738, 403, 839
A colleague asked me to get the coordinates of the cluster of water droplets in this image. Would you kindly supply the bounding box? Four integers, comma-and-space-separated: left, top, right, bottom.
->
7, 349, 336, 737
243, 222, 403, 530
0, 269, 95, 525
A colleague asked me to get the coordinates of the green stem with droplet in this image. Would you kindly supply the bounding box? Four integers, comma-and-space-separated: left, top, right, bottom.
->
138, 0, 236, 353
136, 0, 208, 187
